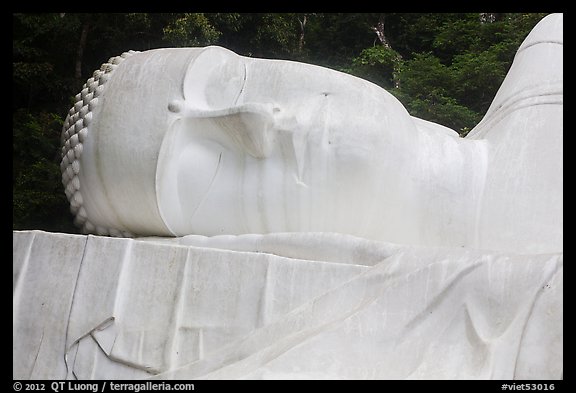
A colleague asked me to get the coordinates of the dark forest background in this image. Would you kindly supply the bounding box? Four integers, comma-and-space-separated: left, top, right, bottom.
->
13, 13, 549, 233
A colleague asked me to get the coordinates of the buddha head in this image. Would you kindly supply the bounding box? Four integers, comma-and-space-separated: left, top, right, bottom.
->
61, 46, 445, 242
60, 14, 562, 254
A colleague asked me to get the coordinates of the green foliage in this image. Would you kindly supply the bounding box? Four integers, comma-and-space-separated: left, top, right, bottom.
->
208, 13, 300, 59
162, 13, 221, 47
348, 46, 403, 89
390, 53, 481, 132
13, 110, 76, 232
451, 49, 507, 113
431, 14, 486, 61
13, 13, 79, 112
302, 13, 378, 68
397, 53, 454, 97
391, 52, 488, 132
395, 91, 481, 133
381, 14, 548, 133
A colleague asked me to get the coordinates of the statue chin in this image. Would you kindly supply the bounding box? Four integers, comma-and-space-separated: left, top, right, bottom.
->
60, 14, 562, 253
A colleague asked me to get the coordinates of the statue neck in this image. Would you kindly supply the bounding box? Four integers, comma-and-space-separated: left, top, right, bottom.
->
409, 130, 489, 248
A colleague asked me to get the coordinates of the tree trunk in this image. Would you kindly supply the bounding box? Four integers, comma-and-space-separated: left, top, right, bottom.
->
372, 14, 390, 48
371, 14, 402, 89
298, 14, 307, 53
75, 21, 90, 82
479, 13, 497, 23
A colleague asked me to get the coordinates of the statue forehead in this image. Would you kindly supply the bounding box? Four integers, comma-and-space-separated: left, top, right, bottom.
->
186, 46, 372, 96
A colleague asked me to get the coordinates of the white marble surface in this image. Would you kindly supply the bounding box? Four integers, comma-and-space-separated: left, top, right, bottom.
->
13, 14, 563, 380
466, 13, 563, 254
13, 230, 563, 379
59, 14, 562, 254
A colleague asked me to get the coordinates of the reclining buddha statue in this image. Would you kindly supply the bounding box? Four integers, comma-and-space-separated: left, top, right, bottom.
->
60, 14, 562, 255
12, 13, 562, 381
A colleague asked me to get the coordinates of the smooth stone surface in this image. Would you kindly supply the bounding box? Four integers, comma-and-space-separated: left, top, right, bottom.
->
13, 230, 563, 379
58, 14, 562, 254
13, 14, 563, 381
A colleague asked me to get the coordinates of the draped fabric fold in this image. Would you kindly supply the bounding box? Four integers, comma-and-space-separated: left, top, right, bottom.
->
13, 231, 562, 379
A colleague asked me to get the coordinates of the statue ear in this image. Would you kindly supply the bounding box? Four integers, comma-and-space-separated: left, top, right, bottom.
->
169, 101, 277, 158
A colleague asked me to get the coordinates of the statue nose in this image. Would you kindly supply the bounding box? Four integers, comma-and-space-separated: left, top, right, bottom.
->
168, 100, 278, 159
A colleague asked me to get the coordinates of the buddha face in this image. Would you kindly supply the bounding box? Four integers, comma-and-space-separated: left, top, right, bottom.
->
155, 46, 425, 241
64, 46, 436, 243
60, 14, 565, 253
